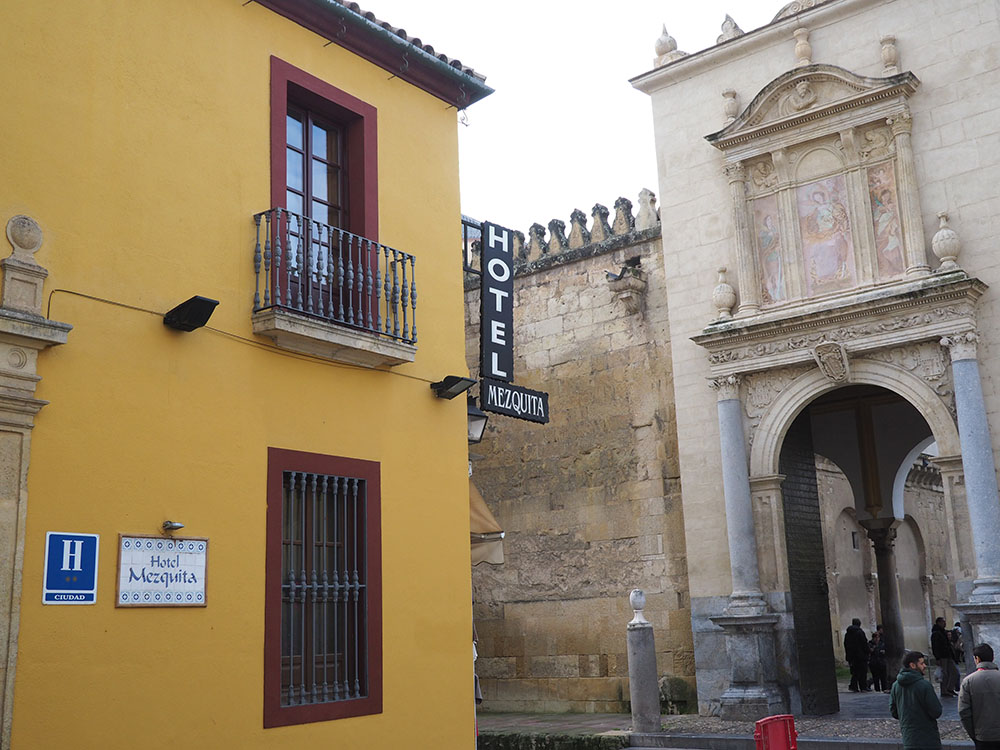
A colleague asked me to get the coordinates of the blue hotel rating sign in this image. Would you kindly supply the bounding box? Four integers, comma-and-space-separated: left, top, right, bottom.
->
116, 535, 208, 608
43, 532, 100, 604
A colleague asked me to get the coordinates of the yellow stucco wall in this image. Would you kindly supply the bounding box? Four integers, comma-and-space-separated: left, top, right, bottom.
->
1, 1, 475, 746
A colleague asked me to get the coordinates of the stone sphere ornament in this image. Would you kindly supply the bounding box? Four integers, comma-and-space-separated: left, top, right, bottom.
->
932, 212, 961, 272
6, 215, 43, 260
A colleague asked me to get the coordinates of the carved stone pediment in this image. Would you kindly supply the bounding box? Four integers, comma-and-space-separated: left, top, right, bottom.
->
692, 272, 985, 377
706, 64, 919, 154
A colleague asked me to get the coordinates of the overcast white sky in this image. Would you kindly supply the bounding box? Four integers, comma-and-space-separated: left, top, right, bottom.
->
368, 1, 781, 233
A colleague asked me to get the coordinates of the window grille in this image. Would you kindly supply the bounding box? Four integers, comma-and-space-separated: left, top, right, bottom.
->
281, 470, 367, 707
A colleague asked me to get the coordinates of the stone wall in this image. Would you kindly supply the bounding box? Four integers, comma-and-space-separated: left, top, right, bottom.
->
465, 194, 695, 712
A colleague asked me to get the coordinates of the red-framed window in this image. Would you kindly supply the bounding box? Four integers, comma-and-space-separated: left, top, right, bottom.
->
270, 56, 378, 241
264, 448, 382, 728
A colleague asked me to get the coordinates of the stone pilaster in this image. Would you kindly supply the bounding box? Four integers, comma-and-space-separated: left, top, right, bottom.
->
0, 216, 71, 750
888, 110, 930, 277
723, 163, 761, 317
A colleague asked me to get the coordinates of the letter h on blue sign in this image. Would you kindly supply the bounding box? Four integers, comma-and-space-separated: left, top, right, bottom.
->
43, 532, 99, 605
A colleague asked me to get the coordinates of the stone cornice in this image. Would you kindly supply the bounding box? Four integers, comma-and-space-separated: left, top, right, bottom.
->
0, 308, 71, 349
693, 272, 986, 376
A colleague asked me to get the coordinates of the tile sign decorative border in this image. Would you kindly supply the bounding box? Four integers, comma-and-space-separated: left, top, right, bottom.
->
116, 535, 208, 608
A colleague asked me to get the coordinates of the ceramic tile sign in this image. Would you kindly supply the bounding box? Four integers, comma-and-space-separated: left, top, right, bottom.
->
43, 532, 99, 604
116, 535, 207, 608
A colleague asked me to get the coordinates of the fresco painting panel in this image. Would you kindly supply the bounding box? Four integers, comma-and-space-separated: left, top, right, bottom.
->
797, 175, 856, 297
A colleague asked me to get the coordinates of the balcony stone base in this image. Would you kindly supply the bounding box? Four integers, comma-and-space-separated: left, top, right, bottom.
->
252, 307, 416, 367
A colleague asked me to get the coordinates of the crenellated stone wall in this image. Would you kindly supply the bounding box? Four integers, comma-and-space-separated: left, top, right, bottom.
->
464, 191, 696, 713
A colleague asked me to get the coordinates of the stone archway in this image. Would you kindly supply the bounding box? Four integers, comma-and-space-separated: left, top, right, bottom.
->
750, 359, 960, 478
746, 360, 961, 711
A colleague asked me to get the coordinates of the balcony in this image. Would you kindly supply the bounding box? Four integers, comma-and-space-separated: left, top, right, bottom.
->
252, 208, 417, 367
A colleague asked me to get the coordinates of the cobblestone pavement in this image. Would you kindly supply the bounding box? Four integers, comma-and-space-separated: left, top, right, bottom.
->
478, 687, 969, 741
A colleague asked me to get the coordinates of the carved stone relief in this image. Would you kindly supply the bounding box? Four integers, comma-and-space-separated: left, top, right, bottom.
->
708, 304, 973, 366
858, 125, 895, 162
744, 363, 812, 446
860, 341, 955, 418
748, 157, 779, 194
813, 342, 850, 382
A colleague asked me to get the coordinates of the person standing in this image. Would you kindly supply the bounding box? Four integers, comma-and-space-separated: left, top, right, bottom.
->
958, 643, 1000, 750
891, 650, 943, 750
954, 622, 966, 665
845, 618, 870, 692
932, 617, 960, 697
870, 630, 889, 692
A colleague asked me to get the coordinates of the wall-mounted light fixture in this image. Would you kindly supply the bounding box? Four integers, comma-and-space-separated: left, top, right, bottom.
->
162, 520, 185, 532
467, 395, 489, 444
430, 375, 476, 400
163, 296, 219, 331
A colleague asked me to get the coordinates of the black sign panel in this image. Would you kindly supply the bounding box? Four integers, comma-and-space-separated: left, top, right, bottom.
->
480, 221, 514, 382
481, 378, 549, 424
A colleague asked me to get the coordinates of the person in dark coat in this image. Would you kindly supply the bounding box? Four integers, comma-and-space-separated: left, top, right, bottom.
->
870, 630, 889, 692
891, 650, 943, 750
932, 617, 960, 697
845, 618, 870, 692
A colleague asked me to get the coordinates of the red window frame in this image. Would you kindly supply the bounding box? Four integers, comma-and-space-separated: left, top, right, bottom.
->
270, 56, 378, 241
264, 447, 382, 728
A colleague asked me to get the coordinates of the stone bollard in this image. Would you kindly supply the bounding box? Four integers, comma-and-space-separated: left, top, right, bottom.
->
626, 589, 660, 734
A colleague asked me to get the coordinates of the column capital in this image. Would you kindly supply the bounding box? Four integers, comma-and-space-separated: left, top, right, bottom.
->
749, 474, 785, 493
710, 373, 742, 400
865, 523, 899, 552
887, 108, 913, 136
941, 331, 979, 361
723, 162, 746, 183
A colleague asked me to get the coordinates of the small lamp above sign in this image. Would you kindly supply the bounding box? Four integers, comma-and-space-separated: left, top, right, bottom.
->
163, 295, 219, 332
162, 520, 185, 532
467, 396, 489, 444
430, 375, 476, 400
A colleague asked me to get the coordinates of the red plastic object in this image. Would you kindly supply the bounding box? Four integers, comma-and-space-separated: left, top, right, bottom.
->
754, 714, 798, 750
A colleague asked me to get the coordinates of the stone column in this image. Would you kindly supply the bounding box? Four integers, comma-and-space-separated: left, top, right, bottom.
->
723, 164, 761, 317
887, 110, 930, 277
941, 333, 1000, 600
865, 522, 905, 679
709, 375, 786, 719
711, 374, 765, 613
626, 590, 660, 734
941, 332, 1000, 651
0, 216, 71, 750
865, 574, 878, 633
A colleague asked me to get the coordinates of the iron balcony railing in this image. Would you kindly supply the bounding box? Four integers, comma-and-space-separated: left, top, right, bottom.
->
253, 208, 417, 345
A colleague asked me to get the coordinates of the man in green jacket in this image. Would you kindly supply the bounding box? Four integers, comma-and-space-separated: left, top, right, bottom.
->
891, 650, 943, 750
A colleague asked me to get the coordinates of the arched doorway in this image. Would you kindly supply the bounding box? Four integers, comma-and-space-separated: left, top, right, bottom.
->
754, 359, 964, 715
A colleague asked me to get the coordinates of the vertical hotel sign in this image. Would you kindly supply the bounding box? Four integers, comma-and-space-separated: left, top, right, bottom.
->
479, 221, 549, 424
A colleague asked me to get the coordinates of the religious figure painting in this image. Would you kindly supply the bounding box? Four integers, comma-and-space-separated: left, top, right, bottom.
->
752, 194, 785, 305
797, 175, 856, 297
867, 162, 905, 279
